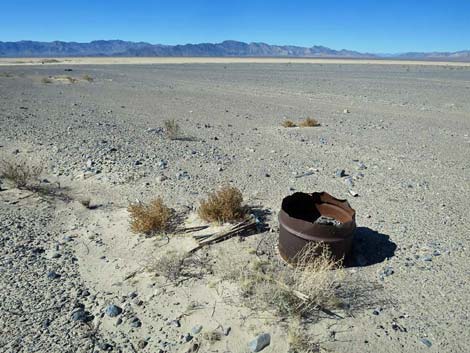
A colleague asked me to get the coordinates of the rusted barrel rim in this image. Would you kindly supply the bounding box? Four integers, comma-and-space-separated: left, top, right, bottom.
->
278, 191, 356, 262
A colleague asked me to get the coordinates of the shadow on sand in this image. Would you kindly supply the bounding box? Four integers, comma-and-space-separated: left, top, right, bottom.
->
344, 227, 397, 267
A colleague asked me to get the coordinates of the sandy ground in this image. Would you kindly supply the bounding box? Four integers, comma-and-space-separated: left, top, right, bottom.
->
0, 62, 469, 353
1, 57, 470, 67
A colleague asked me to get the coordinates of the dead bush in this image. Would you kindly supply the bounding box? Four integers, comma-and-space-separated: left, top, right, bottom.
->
147, 251, 212, 282
128, 197, 173, 235
164, 119, 181, 140
198, 186, 246, 223
0, 158, 43, 189
282, 120, 297, 128
82, 74, 94, 82
287, 318, 321, 353
224, 243, 344, 318
299, 118, 320, 127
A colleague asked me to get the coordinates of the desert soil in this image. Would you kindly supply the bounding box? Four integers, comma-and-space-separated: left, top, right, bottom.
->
0, 61, 469, 353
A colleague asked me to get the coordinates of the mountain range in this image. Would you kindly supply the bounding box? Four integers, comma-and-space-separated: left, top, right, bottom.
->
0, 40, 469, 61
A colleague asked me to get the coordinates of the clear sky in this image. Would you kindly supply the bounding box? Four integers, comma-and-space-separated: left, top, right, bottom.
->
1, 0, 469, 53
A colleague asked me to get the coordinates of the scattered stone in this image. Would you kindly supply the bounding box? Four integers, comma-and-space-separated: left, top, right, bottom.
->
357, 161, 367, 170
380, 266, 394, 279
47, 271, 61, 280
249, 333, 271, 352
158, 160, 167, 169
129, 317, 142, 328
348, 190, 359, 197
169, 319, 181, 327
137, 340, 148, 349
423, 255, 433, 262
128, 291, 138, 299
191, 325, 203, 335
314, 216, 342, 227
420, 338, 432, 348
183, 333, 193, 342
372, 308, 381, 315
71, 309, 93, 323
157, 175, 168, 183
343, 109, 350, 114
344, 176, 354, 187
223, 326, 231, 336
335, 169, 346, 178
98, 342, 113, 351
176, 171, 190, 180
105, 304, 122, 317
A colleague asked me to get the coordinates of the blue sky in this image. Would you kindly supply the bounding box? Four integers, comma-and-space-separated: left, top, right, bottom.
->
1, 0, 469, 53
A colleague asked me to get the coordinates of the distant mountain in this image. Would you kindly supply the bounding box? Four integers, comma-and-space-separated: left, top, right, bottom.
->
0, 40, 374, 58
0, 40, 468, 61
397, 50, 470, 60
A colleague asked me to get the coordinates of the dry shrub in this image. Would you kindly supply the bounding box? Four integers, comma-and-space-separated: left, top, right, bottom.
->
0, 158, 43, 189
64, 76, 77, 83
147, 251, 212, 282
82, 74, 94, 82
128, 197, 172, 235
202, 330, 222, 343
164, 119, 181, 140
225, 243, 344, 317
299, 118, 320, 127
198, 186, 246, 223
282, 120, 297, 128
287, 319, 321, 353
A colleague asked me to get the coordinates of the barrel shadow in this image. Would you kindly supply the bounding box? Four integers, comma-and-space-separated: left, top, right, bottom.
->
344, 227, 397, 267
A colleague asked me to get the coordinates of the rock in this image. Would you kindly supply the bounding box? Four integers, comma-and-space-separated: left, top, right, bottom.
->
158, 160, 167, 169
343, 109, 350, 114
191, 325, 203, 335
71, 309, 93, 323
98, 342, 113, 351
249, 333, 271, 352
224, 326, 231, 336
137, 340, 148, 349
380, 266, 394, 279
423, 255, 433, 262
47, 271, 61, 280
169, 319, 181, 327
420, 338, 432, 348
105, 304, 122, 317
357, 162, 367, 170
335, 169, 346, 178
372, 308, 381, 315
157, 175, 168, 183
128, 291, 138, 299
348, 190, 359, 197
129, 317, 142, 328
183, 333, 193, 342
344, 176, 354, 187
86, 159, 94, 168
176, 171, 190, 180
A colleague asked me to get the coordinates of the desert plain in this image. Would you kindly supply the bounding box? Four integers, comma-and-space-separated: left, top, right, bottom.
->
0, 59, 469, 353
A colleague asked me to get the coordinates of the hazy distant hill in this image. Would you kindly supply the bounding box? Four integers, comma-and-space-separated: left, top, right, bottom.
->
0, 40, 468, 61
0, 40, 374, 58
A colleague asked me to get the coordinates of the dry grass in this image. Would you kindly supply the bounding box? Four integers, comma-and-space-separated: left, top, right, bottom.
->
299, 118, 320, 127
147, 251, 212, 282
202, 330, 222, 343
282, 120, 297, 128
82, 74, 94, 82
287, 319, 321, 353
222, 243, 344, 318
128, 197, 173, 235
198, 186, 247, 223
164, 119, 181, 140
0, 158, 43, 189
64, 76, 77, 83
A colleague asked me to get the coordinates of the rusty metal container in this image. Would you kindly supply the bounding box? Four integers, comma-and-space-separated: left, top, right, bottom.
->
278, 192, 356, 263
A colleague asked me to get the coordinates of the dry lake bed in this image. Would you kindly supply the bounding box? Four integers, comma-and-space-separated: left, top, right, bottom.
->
1, 60, 469, 353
